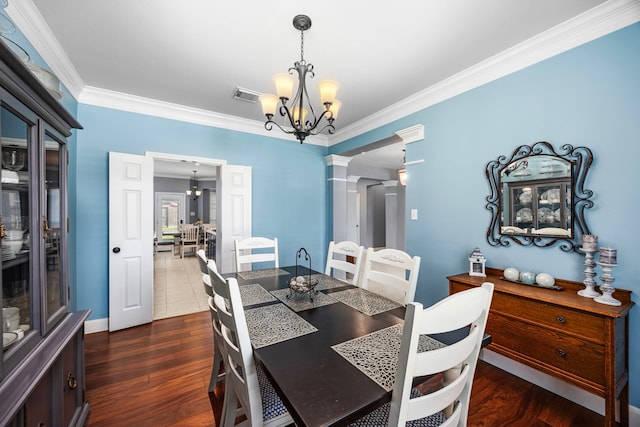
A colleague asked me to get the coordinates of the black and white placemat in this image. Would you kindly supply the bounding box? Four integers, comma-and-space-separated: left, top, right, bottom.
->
329, 288, 401, 316
311, 274, 353, 290
237, 268, 291, 280
270, 288, 338, 312
331, 324, 446, 391
239, 283, 278, 307
244, 303, 318, 348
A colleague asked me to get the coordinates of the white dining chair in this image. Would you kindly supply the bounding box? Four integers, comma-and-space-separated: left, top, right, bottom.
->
350, 282, 494, 427
203, 259, 225, 392
210, 265, 293, 427
234, 237, 279, 273
324, 240, 364, 285
180, 224, 199, 258
360, 248, 421, 305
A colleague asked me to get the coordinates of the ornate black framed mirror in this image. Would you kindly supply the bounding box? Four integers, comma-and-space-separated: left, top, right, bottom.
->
486, 142, 593, 252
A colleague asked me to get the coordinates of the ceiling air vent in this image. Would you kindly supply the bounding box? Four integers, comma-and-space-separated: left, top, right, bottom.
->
233, 86, 260, 103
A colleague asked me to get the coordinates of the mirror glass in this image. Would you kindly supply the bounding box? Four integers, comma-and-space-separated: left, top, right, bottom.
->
486, 142, 593, 252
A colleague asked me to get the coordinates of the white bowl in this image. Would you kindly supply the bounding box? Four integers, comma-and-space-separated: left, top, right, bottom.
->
5, 229, 24, 241
1, 239, 23, 253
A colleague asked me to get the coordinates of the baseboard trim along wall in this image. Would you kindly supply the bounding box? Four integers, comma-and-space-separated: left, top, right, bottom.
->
480, 349, 640, 425
84, 318, 108, 334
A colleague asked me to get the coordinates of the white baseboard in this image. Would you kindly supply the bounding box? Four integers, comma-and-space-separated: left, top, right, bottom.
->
481, 349, 640, 425
84, 317, 108, 334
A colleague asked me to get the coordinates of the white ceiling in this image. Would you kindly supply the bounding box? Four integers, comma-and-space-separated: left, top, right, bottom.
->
7, 0, 628, 174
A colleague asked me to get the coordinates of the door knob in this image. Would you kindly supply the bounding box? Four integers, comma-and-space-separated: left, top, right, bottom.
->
112, 247, 121, 253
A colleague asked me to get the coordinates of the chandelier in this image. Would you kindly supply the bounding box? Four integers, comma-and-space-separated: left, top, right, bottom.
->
259, 15, 341, 144
186, 170, 201, 199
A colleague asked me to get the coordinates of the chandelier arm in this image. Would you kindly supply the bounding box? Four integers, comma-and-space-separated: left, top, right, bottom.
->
264, 118, 296, 135
309, 122, 335, 136
278, 104, 302, 132
304, 108, 333, 132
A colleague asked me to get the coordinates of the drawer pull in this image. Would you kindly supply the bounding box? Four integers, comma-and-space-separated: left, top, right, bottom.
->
556, 349, 566, 357
66, 373, 78, 390
556, 315, 566, 323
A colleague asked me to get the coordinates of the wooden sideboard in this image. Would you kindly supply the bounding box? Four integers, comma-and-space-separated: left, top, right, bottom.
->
449, 268, 633, 427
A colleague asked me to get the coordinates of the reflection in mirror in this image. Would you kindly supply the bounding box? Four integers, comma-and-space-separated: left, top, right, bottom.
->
486, 142, 593, 252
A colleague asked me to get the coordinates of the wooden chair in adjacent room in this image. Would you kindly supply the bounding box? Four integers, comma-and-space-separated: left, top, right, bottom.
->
234, 237, 279, 273
180, 224, 199, 258
350, 282, 494, 427
210, 266, 293, 426
324, 240, 364, 286
360, 248, 421, 305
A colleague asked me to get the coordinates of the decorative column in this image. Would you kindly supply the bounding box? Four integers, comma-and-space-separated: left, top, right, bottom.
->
382, 180, 399, 249
347, 175, 360, 243
325, 155, 351, 245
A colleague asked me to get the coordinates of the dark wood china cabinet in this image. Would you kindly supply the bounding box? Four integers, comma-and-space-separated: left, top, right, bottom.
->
0, 39, 89, 426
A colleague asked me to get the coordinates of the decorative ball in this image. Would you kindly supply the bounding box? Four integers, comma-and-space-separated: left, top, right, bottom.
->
503, 267, 520, 282
520, 271, 536, 284
536, 273, 555, 288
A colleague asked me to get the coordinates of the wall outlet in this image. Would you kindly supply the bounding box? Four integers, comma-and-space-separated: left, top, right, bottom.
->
411, 209, 418, 220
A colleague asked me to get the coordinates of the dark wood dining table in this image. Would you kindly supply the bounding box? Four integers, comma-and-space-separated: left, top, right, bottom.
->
233, 265, 491, 427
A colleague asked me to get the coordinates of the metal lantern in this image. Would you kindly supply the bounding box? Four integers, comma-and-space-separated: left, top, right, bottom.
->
468, 247, 486, 277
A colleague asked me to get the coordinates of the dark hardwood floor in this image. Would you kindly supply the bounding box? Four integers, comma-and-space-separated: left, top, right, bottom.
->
84, 311, 605, 427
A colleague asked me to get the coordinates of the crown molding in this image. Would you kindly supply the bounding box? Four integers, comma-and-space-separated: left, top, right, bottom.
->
9, 0, 639, 148
327, 0, 640, 146
80, 86, 329, 147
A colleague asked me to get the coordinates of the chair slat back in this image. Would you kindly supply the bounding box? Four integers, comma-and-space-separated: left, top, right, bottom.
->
209, 264, 264, 425
234, 237, 279, 272
182, 225, 199, 242
389, 282, 494, 426
324, 240, 364, 285
360, 248, 421, 305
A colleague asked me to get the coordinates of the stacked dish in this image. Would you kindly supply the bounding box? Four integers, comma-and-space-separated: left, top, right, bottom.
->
2, 229, 24, 260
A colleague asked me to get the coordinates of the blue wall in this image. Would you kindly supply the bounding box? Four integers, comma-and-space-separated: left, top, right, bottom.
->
73, 105, 328, 321
332, 23, 640, 406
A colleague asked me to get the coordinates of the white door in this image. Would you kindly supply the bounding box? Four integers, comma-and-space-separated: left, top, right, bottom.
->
217, 164, 251, 274
108, 152, 154, 331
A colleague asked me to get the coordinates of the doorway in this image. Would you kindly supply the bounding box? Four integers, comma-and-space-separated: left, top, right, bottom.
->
148, 152, 222, 320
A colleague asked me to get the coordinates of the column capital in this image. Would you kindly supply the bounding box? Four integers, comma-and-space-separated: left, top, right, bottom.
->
325, 154, 352, 167
395, 124, 424, 144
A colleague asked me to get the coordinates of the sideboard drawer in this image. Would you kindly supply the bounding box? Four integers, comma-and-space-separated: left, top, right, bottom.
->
489, 311, 605, 386
490, 291, 604, 341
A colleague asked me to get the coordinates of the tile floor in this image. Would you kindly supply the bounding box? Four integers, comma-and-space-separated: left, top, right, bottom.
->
153, 249, 209, 320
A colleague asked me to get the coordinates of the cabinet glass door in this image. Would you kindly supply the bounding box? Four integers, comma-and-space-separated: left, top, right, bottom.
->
43, 132, 67, 328
1, 104, 34, 353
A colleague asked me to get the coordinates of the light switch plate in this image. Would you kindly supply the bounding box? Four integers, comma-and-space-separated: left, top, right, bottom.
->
411, 209, 418, 220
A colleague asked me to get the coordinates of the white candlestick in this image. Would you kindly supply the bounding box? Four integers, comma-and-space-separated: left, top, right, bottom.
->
582, 234, 598, 251
599, 247, 617, 265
